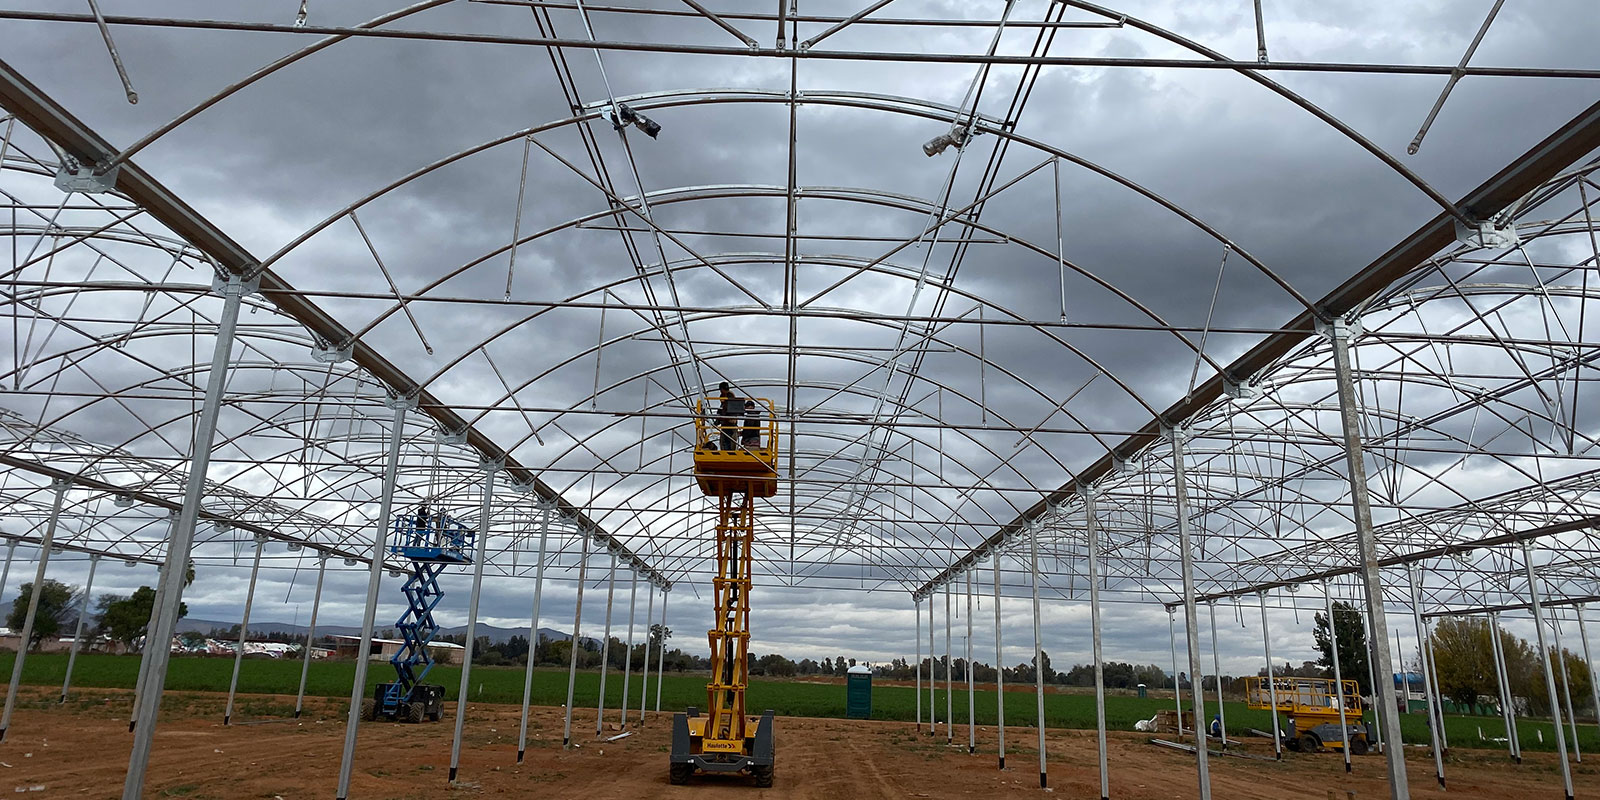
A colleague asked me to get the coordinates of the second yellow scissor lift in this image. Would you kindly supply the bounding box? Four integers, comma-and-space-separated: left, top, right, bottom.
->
1245, 676, 1370, 754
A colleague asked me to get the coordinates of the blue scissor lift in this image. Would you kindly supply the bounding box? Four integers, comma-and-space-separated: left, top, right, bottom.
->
365, 510, 474, 724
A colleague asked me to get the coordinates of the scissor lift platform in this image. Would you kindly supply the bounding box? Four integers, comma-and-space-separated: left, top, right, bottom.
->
363, 512, 474, 724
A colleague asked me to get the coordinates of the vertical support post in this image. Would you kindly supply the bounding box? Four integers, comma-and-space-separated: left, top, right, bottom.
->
654, 587, 667, 712
1577, 605, 1599, 736
1551, 613, 1581, 762
595, 552, 617, 736
1, 477, 69, 741
563, 531, 591, 747
1424, 618, 1449, 749
449, 461, 498, 782
620, 569, 638, 726
915, 594, 923, 731
1169, 427, 1211, 800
966, 569, 975, 754
129, 513, 176, 734
1028, 520, 1048, 789
1522, 541, 1575, 800
1489, 611, 1520, 762
60, 554, 100, 702
1169, 610, 1184, 732
0, 541, 16, 611
518, 504, 553, 762
122, 275, 248, 799
1329, 318, 1410, 800
1325, 582, 1352, 772
1251, 0, 1268, 61
1084, 489, 1109, 800
224, 532, 267, 726
1207, 602, 1226, 748
637, 579, 655, 726
934, 582, 947, 742
928, 594, 936, 735
294, 553, 328, 718
994, 554, 1005, 769
1361, 607, 1383, 754
333, 393, 412, 800
1259, 591, 1281, 758
1407, 565, 1446, 787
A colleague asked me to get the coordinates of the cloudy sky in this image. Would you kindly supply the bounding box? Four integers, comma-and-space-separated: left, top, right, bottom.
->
0, 0, 1597, 677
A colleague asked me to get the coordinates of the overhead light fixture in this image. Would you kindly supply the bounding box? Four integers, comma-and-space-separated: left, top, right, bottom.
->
611, 103, 662, 139
922, 124, 974, 157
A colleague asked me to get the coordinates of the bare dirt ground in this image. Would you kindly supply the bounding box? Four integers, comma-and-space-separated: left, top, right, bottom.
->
2, 688, 1589, 799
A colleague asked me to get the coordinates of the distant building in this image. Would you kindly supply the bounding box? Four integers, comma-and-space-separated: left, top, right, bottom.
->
0, 627, 124, 654
1392, 671, 1428, 711
328, 634, 464, 662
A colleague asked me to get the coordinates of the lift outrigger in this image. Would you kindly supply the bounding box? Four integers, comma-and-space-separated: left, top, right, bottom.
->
670, 394, 779, 787
361, 509, 474, 723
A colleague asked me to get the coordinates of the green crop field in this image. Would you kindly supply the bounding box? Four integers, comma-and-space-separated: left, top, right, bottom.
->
1, 653, 1591, 753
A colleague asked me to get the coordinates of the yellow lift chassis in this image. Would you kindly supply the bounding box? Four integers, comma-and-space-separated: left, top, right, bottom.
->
1245, 676, 1370, 755
671, 396, 779, 787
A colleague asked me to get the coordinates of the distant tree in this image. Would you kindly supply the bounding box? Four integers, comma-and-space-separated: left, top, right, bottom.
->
1313, 601, 1371, 694
1429, 617, 1499, 707
96, 586, 188, 651
499, 634, 530, 664
755, 653, 796, 677
8, 580, 79, 650
1035, 650, 1055, 683
540, 638, 573, 667
649, 623, 672, 648
1552, 647, 1592, 711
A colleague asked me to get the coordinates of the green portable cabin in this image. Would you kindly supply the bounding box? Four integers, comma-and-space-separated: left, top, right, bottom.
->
846, 665, 872, 719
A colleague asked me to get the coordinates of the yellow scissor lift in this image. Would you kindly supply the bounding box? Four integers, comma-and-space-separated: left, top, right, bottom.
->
1245, 676, 1370, 755
670, 396, 779, 787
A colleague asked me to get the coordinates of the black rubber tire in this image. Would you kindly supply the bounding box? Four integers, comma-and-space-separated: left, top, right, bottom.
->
361, 699, 378, 722
752, 765, 774, 788
406, 701, 426, 724
428, 708, 443, 722
1299, 732, 1321, 753
669, 763, 693, 785
1349, 735, 1369, 756
1285, 735, 1300, 752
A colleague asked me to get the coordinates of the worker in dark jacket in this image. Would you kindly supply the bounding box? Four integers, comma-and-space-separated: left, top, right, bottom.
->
741, 398, 762, 449
715, 381, 742, 450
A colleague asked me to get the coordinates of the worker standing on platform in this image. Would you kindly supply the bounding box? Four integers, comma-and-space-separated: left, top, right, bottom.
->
716, 381, 742, 450
742, 399, 761, 450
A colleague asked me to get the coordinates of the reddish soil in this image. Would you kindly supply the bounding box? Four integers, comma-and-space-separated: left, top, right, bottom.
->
1, 688, 1589, 799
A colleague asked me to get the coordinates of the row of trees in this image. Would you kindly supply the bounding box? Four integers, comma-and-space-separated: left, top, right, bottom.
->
1429, 617, 1592, 715
4, 578, 189, 652
436, 624, 710, 672
1305, 600, 1593, 717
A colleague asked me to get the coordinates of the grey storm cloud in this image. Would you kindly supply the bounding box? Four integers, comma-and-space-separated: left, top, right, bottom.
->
0, 0, 1595, 675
